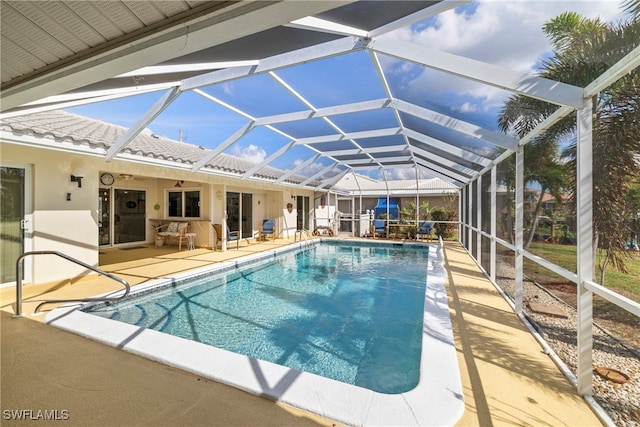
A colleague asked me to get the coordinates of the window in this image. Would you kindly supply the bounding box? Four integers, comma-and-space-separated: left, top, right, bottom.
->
167, 189, 200, 218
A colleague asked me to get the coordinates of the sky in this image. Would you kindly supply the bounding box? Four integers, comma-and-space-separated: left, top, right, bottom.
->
66, 0, 625, 182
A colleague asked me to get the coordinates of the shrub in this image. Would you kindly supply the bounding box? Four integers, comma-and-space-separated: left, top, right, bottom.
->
431, 207, 456, 239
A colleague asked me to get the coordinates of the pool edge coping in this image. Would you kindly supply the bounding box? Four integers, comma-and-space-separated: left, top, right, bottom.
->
45, 239, 464, 426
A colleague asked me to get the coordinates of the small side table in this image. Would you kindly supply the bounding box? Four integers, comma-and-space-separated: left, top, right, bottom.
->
185, 233, 196, 250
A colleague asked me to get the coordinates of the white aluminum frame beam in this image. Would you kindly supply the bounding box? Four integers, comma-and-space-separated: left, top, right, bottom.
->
410, 144, 479, 177
347, 156, 413, 165
584, 44, 640, 97
404, 128, 492, 169
190, 121, 257, 172
370, 37, 585, 108
394, 99, 518, 152
269, 70, 384, 176
2, 1, 349, 112
322, 145, 407, 157
181, 36, 366, 91
105, 87, 181, 162
241, 140, 296, 179
369, 51, 416, 165
287, 16, 368, 38
255, 98, 390, 126
117, 61, 259, 78
293, 127, 402, 146
0, 83, 177, 119
275, 153, 321, 184
519, 106, 574, 147
413, 158, 470, 183
299, 163, 338, 186
368, 1, 469, 37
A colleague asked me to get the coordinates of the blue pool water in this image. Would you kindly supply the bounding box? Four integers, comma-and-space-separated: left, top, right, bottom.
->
86, 242, 430, 393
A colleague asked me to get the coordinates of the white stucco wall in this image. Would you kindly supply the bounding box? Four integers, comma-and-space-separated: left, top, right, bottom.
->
2, 144, 100, 284
1, 141, 318, 285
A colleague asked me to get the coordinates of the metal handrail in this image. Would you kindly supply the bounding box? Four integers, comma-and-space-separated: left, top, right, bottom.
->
15, 251, 130, 316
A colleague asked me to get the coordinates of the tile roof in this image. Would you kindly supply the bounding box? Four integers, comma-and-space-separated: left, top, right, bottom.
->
2, 110, 458, 195
0, 110, 312, 186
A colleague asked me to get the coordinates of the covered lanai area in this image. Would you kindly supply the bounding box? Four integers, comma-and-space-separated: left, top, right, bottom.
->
2, 1, 639, 426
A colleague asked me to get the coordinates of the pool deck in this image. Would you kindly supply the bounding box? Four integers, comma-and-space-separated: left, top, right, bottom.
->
1, 238, 603, 426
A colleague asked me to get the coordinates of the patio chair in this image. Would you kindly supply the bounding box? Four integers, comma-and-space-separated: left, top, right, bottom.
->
416, 221, 433, 241
372, 219, 387, 239
259, 219, 276, 241
226, 224, 240, 249
156, 222, 189, 250
210, 223, 239, 250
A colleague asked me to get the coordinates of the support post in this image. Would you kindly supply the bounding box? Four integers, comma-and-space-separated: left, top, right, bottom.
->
468, 182, 473, 251
477, 175, 482, 265
490, 165, 497, 283
460, 187, 465, 243
515, 146, 524, 314
576, 98, 594, 396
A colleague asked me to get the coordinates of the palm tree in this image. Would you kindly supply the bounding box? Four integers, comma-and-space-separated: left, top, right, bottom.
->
624, 0, 640, 20
498, 4, 640, 284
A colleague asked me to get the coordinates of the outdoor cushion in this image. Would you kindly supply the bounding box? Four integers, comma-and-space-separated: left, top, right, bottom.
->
167, 222, 179, 232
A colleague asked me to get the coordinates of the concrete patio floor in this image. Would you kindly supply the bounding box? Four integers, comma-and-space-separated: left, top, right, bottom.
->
1, 238, 603, 426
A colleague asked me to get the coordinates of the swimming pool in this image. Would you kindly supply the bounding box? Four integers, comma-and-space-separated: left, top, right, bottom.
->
86, 242, 428, 394
46, 239, 463, 426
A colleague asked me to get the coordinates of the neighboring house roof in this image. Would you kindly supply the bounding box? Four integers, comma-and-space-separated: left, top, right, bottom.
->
541, 193, 571, 203
0, 110, 319, 187
333, 173, 457, 197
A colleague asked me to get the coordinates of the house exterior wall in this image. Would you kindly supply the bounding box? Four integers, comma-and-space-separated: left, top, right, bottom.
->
1, 141, 317, 285
2, 143, 102, 284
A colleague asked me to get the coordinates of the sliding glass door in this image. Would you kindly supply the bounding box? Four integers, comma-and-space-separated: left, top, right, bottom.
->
1, 164, 31, 284
226, 191, 253, 238
114, 189, 146, 244
296, 196, 310, 231
242, 193, 253, 238
99, 188, 146, 246
99, 188, 111, 245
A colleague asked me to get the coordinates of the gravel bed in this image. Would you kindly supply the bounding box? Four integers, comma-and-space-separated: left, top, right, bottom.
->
494, 261, 640, 427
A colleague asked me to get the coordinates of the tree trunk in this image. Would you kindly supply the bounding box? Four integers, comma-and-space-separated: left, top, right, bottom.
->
524, 188, 547, 250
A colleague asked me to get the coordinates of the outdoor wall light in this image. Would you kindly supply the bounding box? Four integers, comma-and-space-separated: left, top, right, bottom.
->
70, 175, 83, 188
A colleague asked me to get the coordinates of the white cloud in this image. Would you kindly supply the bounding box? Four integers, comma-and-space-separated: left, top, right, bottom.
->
382, 1, 623, 110
232, 144, 266, 163
292, 159, 329, 177
459, 102, 478, 113
395, 1, 621, 70
221, 82, 234, 96
380, 168, 417, 180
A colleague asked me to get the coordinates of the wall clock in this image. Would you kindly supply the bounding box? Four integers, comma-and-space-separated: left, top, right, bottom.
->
100, 173, 115, 186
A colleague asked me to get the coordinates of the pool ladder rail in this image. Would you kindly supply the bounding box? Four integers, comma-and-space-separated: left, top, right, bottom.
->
14, 251, 130, 317
294, 229, 312, 243
294, 230, 316, 252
